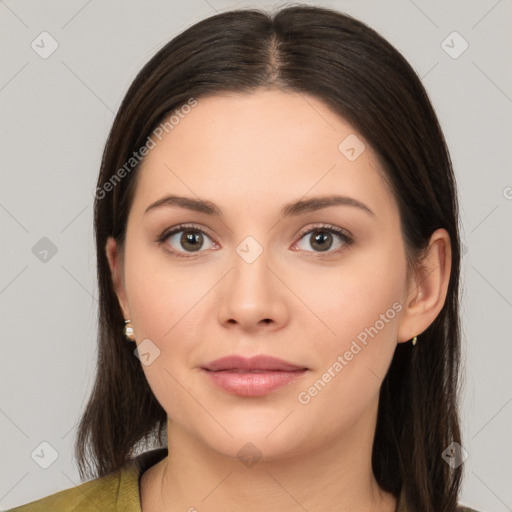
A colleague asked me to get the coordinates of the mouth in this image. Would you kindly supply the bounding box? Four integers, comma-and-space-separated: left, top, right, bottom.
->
202, 354, 307, 372
201, 355, 308, 397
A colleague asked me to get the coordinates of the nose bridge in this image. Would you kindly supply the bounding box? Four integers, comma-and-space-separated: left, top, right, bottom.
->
217, 235, 288, 329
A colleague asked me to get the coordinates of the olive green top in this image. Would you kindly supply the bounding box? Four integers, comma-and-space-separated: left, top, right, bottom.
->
6, 448, 481, 511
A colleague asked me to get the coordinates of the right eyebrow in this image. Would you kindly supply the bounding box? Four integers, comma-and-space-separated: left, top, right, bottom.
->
145, 195, 222, 217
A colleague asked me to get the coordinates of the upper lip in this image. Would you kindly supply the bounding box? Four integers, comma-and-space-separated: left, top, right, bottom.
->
202, 355, 307, 372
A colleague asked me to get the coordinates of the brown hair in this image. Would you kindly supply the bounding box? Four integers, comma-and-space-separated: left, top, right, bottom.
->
76, 6, 462, 511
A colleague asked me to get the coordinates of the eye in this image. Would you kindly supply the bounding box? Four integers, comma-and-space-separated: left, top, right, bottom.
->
158, 224, 218, 257
293, 224, 353, 254
158, 223, 353, 258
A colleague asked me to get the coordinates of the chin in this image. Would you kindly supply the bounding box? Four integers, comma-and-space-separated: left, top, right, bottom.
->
207, 434, 301, 465
192, 415, 314, 462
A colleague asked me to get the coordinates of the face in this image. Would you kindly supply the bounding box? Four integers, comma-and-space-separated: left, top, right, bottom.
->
108, 88, 413, 461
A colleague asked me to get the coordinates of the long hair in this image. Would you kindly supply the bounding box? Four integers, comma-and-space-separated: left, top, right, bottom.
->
75, 6, 462, 511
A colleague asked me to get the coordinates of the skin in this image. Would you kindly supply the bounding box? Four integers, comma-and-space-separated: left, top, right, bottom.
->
106, 88, 451, 512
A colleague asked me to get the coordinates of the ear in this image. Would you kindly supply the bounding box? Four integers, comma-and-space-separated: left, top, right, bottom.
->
397, 228, 452, 343
105, 236, 130, 320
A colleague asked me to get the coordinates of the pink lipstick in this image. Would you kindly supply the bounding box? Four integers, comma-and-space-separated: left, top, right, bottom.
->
201, 355, 308, 397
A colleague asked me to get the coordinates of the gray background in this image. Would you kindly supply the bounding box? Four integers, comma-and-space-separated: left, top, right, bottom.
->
1, 0, 511, 510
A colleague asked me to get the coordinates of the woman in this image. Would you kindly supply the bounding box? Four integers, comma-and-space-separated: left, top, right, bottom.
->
7, 5, 481, 512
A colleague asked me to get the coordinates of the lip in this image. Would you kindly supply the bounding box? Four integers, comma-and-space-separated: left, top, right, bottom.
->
203, 355, 306, 372
201, 355, 308, 397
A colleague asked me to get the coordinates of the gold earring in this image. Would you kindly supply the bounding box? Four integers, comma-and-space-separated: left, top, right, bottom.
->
123, 320, 136, 342
412, 335, 418, 346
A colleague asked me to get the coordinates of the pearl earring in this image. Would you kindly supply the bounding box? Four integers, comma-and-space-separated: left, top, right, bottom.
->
123, 320, 136, 342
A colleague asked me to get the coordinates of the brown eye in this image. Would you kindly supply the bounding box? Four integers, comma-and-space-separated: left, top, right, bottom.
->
310, 231, 334, 252
179, 230, 204, 252
295, 225, 352, 254
161, 225, 217, 256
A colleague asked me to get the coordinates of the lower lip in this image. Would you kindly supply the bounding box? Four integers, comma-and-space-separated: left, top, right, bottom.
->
202, 369, 307, 397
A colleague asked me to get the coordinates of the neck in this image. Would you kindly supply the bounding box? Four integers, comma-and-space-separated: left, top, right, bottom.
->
141, 410, 397, 512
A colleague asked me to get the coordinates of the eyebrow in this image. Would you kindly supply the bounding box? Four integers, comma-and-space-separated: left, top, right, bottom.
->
145, 194, 375, 218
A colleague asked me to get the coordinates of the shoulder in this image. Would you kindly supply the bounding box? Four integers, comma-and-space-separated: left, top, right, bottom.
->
4, 464, 136, 512
4, 469, 127, 512
5, 448, 168, 512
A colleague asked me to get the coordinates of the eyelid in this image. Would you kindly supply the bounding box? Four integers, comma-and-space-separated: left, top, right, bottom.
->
157, 222, 353, 257
157, 223, 218, 257
158, 222, 215, 241
295, 223, 353, 243
292, 223, 354, 255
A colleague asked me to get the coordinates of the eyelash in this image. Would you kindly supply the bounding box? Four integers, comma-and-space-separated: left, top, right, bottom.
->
157, 223, 354, 258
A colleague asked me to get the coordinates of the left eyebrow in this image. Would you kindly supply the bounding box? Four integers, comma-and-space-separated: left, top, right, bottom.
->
281, 195, 375, 217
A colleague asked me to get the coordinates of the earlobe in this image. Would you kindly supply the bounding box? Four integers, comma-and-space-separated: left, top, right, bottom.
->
105, 237, 130, 319
397, 228, 452, 343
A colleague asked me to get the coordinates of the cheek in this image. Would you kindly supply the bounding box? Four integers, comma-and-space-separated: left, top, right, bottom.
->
122, 248, 210, 421
295, 247, 406, 346
123, 236, 210, 341
291, 244, 406, 422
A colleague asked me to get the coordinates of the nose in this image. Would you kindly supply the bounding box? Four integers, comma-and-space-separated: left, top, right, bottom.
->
217, 246, 289, 333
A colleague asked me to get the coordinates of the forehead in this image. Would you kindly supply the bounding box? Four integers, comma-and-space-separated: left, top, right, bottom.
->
131, 89, 396, 220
